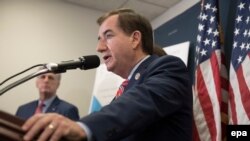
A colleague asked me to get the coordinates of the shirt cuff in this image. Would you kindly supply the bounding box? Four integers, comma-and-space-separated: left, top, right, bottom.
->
77, 122, 93, 141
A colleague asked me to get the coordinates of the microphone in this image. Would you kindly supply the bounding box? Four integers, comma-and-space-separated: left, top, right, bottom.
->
46, 55, 100, 73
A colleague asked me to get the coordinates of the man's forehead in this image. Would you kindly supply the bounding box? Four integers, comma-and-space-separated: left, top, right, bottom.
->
99, 15, 118, 30
98, 15, 120, 37
40, 73, 57, 77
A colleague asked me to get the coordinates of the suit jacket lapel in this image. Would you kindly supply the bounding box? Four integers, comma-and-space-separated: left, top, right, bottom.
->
111, 55, 158, 101
30, 101, 39, 116
46, 96, 60, 113
125, 55, 158, 92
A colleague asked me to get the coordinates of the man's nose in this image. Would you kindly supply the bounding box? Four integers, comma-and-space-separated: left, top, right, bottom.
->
96, 40, 107, 53
43, 76, 50, 81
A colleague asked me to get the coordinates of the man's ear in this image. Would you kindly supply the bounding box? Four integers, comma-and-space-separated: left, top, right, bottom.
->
130, 30, 141, 49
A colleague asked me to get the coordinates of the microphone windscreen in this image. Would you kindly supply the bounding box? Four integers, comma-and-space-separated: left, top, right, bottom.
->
81, 55, 100, 70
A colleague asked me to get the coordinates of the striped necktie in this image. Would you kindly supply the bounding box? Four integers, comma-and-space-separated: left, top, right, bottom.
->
115, 79, 129, 99
35, 100, 44, 114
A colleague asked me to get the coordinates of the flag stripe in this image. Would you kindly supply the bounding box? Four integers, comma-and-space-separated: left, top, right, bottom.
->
228, 83, 237, 124
212, 51, 222, 101
192, 118, 201, 141
193, 82, 211, 140
198, 61, 219, 141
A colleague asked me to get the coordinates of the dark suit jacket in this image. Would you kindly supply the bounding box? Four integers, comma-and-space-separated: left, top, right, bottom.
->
16, 96, 79, 121
80, 55, 193, 141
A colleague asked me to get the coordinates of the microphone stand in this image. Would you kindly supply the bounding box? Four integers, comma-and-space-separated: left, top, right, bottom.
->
0, 68, 51, 96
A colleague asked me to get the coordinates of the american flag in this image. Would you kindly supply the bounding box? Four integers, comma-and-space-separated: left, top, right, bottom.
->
229, 0, 250, 124
193, 0, 228, 140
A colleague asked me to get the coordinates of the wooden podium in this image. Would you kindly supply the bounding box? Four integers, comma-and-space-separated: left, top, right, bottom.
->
0, 110, 75, 141
0, 110, 25, 141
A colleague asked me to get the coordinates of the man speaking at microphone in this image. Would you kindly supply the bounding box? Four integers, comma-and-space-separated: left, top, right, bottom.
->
21, 8, 193, 141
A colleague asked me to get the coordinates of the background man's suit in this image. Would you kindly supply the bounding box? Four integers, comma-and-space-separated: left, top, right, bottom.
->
16, 96, 79, 121
80, 55, 193, 141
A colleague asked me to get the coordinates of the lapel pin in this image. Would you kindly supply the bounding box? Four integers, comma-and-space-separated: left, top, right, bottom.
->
135, 73, 140, 80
